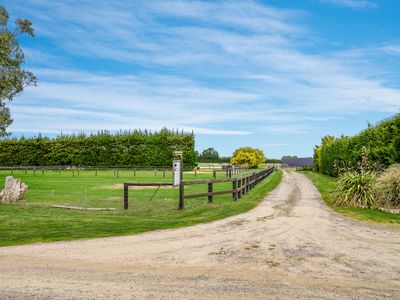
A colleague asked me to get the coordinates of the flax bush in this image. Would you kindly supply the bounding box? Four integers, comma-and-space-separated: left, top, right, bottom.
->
373, 164, 400, 209
333, 171, 376, 208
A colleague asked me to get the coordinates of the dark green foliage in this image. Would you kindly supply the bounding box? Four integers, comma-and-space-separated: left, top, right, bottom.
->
0, 5, 37, 136
199, 147, 219, 160
265, 158, 281, 164
316, 114, 400, 177
0, 129, 196, 167
197, 147, 231, 163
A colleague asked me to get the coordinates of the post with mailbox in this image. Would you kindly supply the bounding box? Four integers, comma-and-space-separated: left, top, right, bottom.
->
173, 151, 184, 209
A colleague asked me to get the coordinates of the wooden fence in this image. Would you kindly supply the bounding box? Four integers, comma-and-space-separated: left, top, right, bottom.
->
182, 167, 274, 204
123, 167, 275, 210
0, 165, 248, 179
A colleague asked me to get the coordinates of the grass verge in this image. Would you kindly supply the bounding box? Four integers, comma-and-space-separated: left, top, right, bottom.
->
302, 171, 400, 224
0, 170, 282, 246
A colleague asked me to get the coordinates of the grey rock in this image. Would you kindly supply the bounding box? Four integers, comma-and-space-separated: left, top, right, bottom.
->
0, 176, 28, 203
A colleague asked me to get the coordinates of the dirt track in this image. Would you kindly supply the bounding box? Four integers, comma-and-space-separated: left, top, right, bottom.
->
1, 171, 399, 299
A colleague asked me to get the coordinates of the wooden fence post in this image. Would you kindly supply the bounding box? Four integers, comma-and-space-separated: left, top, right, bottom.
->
208, 182, 213, 203
238, 178, 242, 199
232, 180, 237, 201
124, 183, 128, 210
179, 181, 184, 209
213, 170, 216, 178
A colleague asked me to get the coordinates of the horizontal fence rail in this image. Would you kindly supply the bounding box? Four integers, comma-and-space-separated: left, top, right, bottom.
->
0, 165, 251, 179
123, 182, 173, 210
182, 167, 275, 203
122, 167, 275, 210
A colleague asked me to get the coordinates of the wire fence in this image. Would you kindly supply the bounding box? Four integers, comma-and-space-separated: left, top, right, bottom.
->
0, 168, 256, 212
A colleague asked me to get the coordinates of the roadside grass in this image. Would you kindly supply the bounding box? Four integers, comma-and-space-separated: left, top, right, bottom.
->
0, 169, 282, 246
302, 171, 400, 224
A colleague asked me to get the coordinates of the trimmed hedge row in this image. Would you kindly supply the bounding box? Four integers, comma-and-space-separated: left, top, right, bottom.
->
0, 129, 196, 167
315, 114, 400, 177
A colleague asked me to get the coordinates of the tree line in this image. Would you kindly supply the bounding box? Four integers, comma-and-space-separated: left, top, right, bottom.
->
0, 129, 196, 167
196, 147, 230, 163
314, 114, 400, 177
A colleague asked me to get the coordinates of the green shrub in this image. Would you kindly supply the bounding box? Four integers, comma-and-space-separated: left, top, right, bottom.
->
231, 147, 265, 168
0, 129, 196, 167
333, 171, 376, 208
314, 114, 400, 177
373, 164, 400, 209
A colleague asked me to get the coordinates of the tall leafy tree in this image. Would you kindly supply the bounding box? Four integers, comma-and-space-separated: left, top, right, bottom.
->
315, 115, 400, 177
0, 5, 36, 136
199, 147, 220, 160
231, 147, 265, 168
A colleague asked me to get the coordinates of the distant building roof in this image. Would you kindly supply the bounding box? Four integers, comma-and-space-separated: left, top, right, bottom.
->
281, 157, 313, 167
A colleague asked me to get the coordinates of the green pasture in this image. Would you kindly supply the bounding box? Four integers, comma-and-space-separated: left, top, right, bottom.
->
0, 169, 282, 246
302, 171, 400, 224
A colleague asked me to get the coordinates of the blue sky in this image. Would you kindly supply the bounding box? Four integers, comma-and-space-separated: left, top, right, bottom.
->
3, 0, 400, 158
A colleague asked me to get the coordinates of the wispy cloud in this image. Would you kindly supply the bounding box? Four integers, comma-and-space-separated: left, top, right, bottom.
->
382, 44, 400, 56
320, 0, 377, 8
3, 0, 399, 141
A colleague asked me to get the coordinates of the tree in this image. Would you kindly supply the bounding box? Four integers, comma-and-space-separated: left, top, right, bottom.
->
0, 5, 36, 136
230, 147, 265, 168
314, 135, 335, 171
199, 147, 219, 160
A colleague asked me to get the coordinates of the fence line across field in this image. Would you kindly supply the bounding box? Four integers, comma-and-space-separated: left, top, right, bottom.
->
0, 165, 251, 178
123, 167, 275, 210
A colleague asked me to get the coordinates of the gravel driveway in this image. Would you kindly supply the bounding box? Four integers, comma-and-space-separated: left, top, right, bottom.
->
1, 171, 399, 299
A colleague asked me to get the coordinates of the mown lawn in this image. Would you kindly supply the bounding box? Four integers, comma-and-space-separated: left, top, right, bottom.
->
302, 171, 400, 224
0, 169, 282, 246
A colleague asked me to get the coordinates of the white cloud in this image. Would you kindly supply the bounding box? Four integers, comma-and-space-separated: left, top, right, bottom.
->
320, 0, 377, 8
4, 0, 400, 138
382, 45, 400, 56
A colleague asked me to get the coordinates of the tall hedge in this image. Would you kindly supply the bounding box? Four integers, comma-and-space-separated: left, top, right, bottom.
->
316, 114, 400, 177
0, 129, 196, 167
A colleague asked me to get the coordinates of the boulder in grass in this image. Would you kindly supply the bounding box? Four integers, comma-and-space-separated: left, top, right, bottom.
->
0, 176, 28, 203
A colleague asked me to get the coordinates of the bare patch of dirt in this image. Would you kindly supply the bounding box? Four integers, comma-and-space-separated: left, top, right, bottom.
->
1, 171, 399, 299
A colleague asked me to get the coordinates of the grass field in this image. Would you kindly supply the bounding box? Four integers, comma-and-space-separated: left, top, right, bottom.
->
302, 171, 400, 224
0, 169, 282, 246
